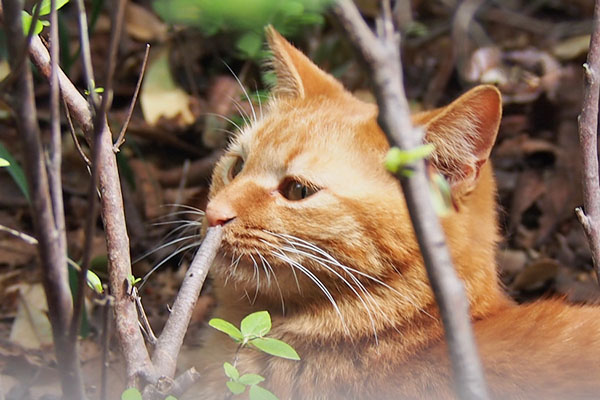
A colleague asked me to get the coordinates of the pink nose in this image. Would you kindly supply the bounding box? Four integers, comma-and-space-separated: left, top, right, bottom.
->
205, 201, 237, 227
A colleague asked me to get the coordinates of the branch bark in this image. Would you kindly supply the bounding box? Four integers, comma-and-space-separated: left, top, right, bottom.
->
577, 0, 600, 284
151, 226, 223, 379
333, 1, 489, 399
1, 1, 84, 398
22, 12, 223, 395
24, 21, 156, 387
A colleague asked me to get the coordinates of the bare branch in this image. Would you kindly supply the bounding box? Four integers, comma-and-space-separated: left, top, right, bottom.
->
22, 16, 155, 387
334, 1, 489, 399
0, 1, 84, 398
114, 43, 151, 152
151, 226, 223, 380
71, 0, 128, 345
577, 0, 600, 284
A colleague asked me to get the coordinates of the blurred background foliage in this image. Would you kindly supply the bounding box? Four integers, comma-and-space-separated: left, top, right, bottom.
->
153, 0, 333, 59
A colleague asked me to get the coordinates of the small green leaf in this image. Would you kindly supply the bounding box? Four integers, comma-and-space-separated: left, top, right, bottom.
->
239, 373, 265, 386
21, 11, 44, 36
235, 31, 263, 59
250, 337, 300, 360
164, 396, 177, 400
0, 157, 9, 167
429, 171, 453, 217
127, 274, 141, 286
226, 380, 246, 395
223, 362, 240, 380
37, 0, 71, 16
121, 388, 143, 400
241, 311, 271, 338
249, 384, 279, 400
0, 141, 30, 201
209, 318, 243, 341
384, 143, 435, 174
86, 270, 103, 294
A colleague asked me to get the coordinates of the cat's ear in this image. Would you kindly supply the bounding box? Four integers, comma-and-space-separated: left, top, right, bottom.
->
414, 85, 502, 193
265, 26, 344, 99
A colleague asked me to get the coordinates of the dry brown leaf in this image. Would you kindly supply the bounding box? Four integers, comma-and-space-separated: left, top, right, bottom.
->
125, 2, 168, 42
552, 35, 590, 61
140, 47, 195, 127
510, 258, 560, 292
9, 284, 53, 349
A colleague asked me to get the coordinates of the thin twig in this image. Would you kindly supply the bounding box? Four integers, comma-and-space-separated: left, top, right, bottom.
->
577, 0, 600, 283
0, 1, 84, 398
333, 1, 489, 399
114, 43, 150, 152
150, 226, 223, 381
100, 293, 113, 400
48, 0, 67, 298
0, 224, 38, 245
73, 0, 98, 108
71, 0, 128, 346
0, 0, 42, 93
21, 15, 156, 387
63, 97, 91, 166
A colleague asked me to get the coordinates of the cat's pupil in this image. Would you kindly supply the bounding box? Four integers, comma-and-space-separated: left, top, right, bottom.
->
281, 179, 317, 201
228, 156, 244, 181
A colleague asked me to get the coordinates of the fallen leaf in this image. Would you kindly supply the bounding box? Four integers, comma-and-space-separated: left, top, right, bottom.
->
140, 47, 196, 127
9, 284, 53, 349
125, 2, 168, 42
511, 258, 560, 292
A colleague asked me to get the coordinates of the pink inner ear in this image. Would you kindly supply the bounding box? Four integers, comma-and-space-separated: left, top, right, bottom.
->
423, 85, 502, 190
468, 87, 503, 162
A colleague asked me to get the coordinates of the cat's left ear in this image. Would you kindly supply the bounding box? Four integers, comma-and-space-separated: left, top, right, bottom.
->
414, 85, 502, 194
265, 26, 344, 99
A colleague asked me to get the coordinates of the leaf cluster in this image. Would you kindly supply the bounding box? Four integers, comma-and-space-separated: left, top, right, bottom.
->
152, 0, 333, 59
22, 0, 70, 36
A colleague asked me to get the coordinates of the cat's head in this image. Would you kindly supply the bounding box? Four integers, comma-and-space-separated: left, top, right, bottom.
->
204, 27, 502, 323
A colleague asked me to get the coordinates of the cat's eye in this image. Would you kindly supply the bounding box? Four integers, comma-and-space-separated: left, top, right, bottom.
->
280, 178, 319, 201
227, 156, 244, 181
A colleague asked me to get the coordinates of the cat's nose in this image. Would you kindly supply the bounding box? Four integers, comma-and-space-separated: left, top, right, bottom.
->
205, 201, 237, 227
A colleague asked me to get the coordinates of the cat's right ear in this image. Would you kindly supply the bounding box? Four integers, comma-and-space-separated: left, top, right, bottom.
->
265, 26, 344, 99
414, 85, 502, 195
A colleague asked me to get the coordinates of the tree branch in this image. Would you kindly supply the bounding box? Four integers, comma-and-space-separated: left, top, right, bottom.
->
333, 1, 489, 399
151, 226, 223, 380
1, 1, 84, 398
577, 0, 600, 284
22, 17, 156, 387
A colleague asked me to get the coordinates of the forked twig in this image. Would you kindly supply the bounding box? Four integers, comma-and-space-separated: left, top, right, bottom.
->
114, 43, 151, 151
577, 0, 600, 284
333, 1, 489, 399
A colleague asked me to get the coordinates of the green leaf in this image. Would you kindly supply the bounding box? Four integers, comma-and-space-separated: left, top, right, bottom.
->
121, 388, 143, 400
209, 318, 243, 341
86, 270, 103, 294
384, 143, 435, 174
249, 384, 279, 400
429, 171, 453, 217
241, 311, 271, 338
250, 337, 300, 360
0, 157, 9, 167
223, 362, 240, 380
239, 373, 265, 386
127, 274, 142, 286
37, 0, 71, 16
164, 396, 177, 400
226, 380, 246, 395
21, 11, 44, 36
0, 141, 30, 201
235, 31, 263, 59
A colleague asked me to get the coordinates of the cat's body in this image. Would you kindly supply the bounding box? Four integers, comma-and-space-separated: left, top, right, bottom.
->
190, 28, 600, 399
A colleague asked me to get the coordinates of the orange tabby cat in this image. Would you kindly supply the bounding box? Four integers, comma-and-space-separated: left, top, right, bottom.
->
191, 28, 600, 399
